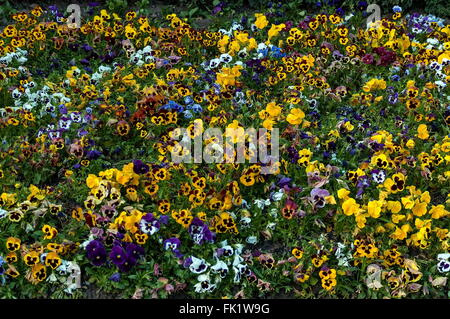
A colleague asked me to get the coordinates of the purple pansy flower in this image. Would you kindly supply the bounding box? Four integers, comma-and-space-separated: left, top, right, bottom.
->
86, 240, 107, 266
310, 188, 330, 208
125, 243, 144, 260
139, 213, 161, 235
117, 256, 137, 272
132, 159, 149, 175
356, 175, 371, 197
109, 245, 127, 266
109, 273, 121, 282
188, 217, 215, 245
86, 150, 102, 160
163, 237, 181, 252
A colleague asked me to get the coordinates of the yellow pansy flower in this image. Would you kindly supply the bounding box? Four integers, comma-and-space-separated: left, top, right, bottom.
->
342, 198, 360, 216
286, 108, 305, 125
254, 13, 269, 29
417, 124, 429, 140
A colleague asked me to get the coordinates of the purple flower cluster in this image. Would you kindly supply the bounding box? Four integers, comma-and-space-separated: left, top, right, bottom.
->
109, 243, 144, 272
86, 239, 144, 272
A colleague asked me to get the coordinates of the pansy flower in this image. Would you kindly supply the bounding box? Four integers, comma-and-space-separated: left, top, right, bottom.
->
437, 254, 450, 273
186, 256, 209, 274
310, 188, 330, 208
132, 159, 149, 175
117, 255, 137, 272
211, 260, 229, 278
44, 252, 62, 270
233, 263, 250, 283
139, 213, 161, 235
188, 217, 215, 245
109, 245, 127, 266
31, 264, 47, 282
371, 169, 386, 184
124, 243, 143, 260
6, 237, 21, 252
86, 240, 107, 266
163, 237, 181, 252
281, 199, 298, 219
356, 176, 371, 197
194, 273, 216, 293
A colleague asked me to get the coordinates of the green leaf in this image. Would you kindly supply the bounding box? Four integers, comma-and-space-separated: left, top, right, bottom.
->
189, 7, 199, 17
33, 173, 41, 185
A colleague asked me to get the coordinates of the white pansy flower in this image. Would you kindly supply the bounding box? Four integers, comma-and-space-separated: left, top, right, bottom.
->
189, 256, 209, 274
272, 189, 284, 201
435, 80, 446, 90
194, 273, 216, 293
219, 53, 232, 63
0, 208, 8, 219
209, 58, 221, 69
254, 198, 270, 209
437, 253, 450, 261
233, 263, 248, 283
11, 89, 22, 99
211, 261, 229, 278
240, 217, 251, 228
218, 28, 232, 36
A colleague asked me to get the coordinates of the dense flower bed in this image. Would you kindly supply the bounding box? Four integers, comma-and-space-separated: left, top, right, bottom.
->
0, 4, 449, 298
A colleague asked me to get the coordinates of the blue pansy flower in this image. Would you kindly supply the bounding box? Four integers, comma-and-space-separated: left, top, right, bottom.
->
191, 104, 203, 113
184, 96, 194, 105
270, 46, 286, 59
161, 100, 184, 112
257, 47, 269, 58
183, 110, 193, 119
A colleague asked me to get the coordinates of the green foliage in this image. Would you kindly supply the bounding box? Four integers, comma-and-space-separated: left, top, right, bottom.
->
377, 0, 415, 11
0, 0, 449, 300
371, 0, 449, 18
154, 0, 448, 18
424, 0, 450, 18
136, 0, 152, 16
105, 0, 128, 13
0, 0, 16, 25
